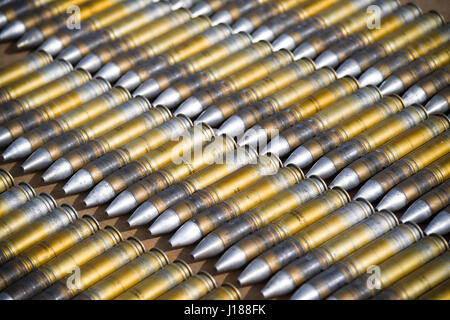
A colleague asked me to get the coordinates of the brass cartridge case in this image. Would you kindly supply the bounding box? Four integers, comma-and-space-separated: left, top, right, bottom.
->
0, 69, 92, 124
0, 215, 99, 291
35, 238, 145, 300
0, 226, 122, 300
116, 260, 193, 300
0, 51, 52, 88
0, 204, 77, 264
74, 248, 169, 300
0, 193, 56, 242
0, 60, 73, 103
158, 271, 217, 300
373, 251, 450, 300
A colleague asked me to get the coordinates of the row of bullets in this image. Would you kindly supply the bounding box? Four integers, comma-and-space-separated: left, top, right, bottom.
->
0, 0, 449, 300
0, 184, 240, 300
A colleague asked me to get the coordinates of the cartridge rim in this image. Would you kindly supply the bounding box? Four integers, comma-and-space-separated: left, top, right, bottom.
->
284, 164, 305, 180
38, 192, 57, 210
308, 175, 328, 191
104, 225, 124, 242
0, 169, 14, 189
378, 209, 400, 226
81, 214, 101, 232
126, 236, 146, 255
60, 203, 78, 221
17, 182, 36, 199
197, 271, 217, 290
173, 259, 193, 277
222, 282, 242, 300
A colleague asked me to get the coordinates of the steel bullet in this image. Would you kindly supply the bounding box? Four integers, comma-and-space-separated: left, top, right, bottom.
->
425, 86, 450, 114
0, 169, 14, 194
23, 96, 153, 172
0, 69, 92, 125
151, 153, 280, 234
129, 143, 253, 227
418, 278, 450, 300
83, 123, 216, 206
171, 165, 303, 248
312, 104, 427, 180
314, 4, 422, 69
63, 115, 193, 194
220, 67, 338, 138
116, 260, 193, 300
0, 204, 77, 265
0, 60, 73, 104
132, 32, 252, 99
113, 24, 233, 89
401, 182, 450, 223
158, 271, 216, 300
293, 0, 400, 59
0, 215, 99, 292
0, 226, 122, 300
377, 153, 450, 211
0, 78, 111, 149
251, 0, 340, 42
0, 182, 35, 219
239, 199, 374, 285
290, 223, 422, 300
329, 235, 448, 300
193, 177, 328, 261
424, 206, 450, 236
272, 0, 377, 51
210, 0, 269, 25
261, 210, 399, 298
0, 51, 52, 88
263, 86, 383, 158
0, 0, 91, 41
336, 11, 445, 78
287, 94, 405, 169
2, 87, 131, 161
215, 187, 349, 272
174, 50, 294, 118
76, 8, 193, 72
74, 248, 169, 300
358, 24, 450, 87
16, 0, 121, 49
34, 238, 145, 300
372, 251, 450, 300
379, 46, 450, 96
241, 76, 360, 148
39, 0, 159, 56
401, 67, 450, 106
355, 131, 450, 202
195, 58, 316, 127
201, 283, 241, 300
42, 106, 171, 183
0, 193, 57, 242
152, 41, 274, 108
56, 2, 172, 64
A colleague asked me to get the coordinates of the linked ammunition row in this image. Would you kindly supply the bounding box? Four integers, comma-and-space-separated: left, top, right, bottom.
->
0, 0, 449, 301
